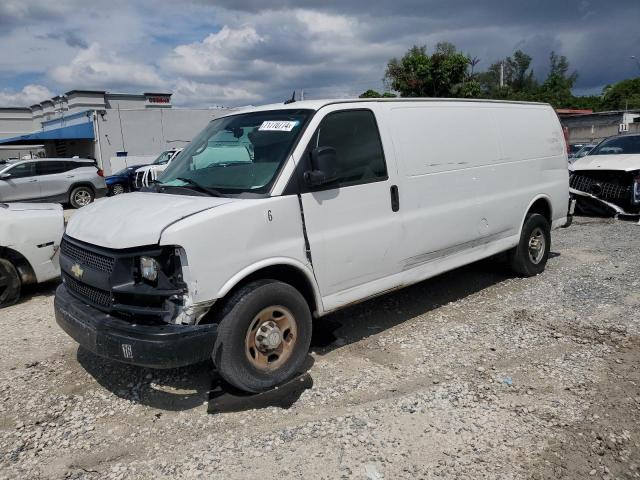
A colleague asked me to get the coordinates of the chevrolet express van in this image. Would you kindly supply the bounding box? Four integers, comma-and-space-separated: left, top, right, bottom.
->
55, 99, 570, 392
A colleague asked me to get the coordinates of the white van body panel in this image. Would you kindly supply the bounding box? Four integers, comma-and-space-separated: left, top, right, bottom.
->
0, 203, 64, 283
159, 195, 315, 308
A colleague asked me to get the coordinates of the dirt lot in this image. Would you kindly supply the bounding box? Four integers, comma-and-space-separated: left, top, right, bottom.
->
1, 217, 639, 479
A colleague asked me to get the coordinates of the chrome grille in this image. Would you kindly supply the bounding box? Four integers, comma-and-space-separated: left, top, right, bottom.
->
61, 239, 115, 273
570, 174, 629, 200
63, 273, 111, 308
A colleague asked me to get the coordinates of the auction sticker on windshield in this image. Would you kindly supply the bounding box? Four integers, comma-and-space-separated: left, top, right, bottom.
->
258, 120, 299, 132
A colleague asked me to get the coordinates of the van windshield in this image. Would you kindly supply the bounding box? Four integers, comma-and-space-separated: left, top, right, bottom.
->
158, 109, 312, 195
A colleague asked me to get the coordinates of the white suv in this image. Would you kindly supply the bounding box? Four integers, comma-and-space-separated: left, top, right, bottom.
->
0, 158, 107, 208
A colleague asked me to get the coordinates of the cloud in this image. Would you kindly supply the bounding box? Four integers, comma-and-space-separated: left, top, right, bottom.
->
0, 84, 54, 107
0, 1, 639, 106
49, 43, 166, 90
37, 31, 88, 49
172, 78, 262, 106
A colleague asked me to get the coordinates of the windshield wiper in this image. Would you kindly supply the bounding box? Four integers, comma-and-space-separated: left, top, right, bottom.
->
173, 177, 226, 197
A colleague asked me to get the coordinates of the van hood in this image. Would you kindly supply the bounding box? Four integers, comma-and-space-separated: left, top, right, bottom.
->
65, 192, 234, 249
570, 154, 640, 172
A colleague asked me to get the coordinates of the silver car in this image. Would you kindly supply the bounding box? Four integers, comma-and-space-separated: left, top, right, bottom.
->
0, 158, 107, 208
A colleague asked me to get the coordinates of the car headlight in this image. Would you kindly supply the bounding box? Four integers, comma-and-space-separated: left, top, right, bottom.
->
140, 256, 160, 282
633, 174, 640, 204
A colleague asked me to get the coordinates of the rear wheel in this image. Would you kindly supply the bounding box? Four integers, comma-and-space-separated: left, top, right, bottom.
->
0, 259, 21, 308
509, 213, 551, 276
69, 186, 94, 208
212, 280, 312, 393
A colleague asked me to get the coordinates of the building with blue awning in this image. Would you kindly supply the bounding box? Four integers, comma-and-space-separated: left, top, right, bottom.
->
0, 90, 229, 173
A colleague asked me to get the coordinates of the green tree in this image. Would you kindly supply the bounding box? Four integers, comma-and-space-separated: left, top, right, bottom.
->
385, 43, 470, 97
359, 89, 397, 98
535, 51, 578, 107
476, 50, 537, 99
600, 77, 640, 110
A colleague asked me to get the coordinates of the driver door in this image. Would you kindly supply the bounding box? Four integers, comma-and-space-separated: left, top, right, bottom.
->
298, 107, 402, 309
0, 161, 40, 201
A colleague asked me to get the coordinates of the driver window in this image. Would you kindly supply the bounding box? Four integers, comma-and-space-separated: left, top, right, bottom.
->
307, 109, 387, 188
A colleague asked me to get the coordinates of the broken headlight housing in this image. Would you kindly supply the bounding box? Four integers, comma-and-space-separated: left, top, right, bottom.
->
140, 256, 160, 283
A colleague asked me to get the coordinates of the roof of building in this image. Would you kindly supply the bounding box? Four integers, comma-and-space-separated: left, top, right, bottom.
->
556, 108, 593, 115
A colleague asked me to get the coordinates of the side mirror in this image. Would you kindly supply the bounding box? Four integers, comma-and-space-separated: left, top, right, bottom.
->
0, 173, 11, 180
304, 146, 338, 187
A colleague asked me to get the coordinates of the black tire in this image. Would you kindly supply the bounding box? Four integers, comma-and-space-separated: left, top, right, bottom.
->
509, 213, 551, 276
0, 259, 21, 308
212, 280, 312, 393
110, 183, 126, 196
69, 186, 95, 208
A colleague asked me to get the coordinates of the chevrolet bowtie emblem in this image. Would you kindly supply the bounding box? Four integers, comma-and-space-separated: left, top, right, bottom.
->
71, 263, 84, 279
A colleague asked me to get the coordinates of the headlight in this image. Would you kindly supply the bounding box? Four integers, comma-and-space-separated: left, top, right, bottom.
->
633, 174, 640, 205
140, 256, 159, 282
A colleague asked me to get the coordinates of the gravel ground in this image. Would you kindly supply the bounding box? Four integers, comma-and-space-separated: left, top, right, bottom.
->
1, 217, 639, 479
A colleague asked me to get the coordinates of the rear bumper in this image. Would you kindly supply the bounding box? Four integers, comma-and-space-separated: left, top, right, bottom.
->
94, 186, 108, 199
54, 284, 217, 369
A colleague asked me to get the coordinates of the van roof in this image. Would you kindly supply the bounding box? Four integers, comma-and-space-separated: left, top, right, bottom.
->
230, 97, 550, 115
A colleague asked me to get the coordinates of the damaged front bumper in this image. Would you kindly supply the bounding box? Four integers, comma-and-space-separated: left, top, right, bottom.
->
54, 284, 217, 368
570, 188, 640, 218
569, 170, 640, 218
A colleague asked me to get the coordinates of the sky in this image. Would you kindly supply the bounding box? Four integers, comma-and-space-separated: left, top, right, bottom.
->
0, 0, 639, 108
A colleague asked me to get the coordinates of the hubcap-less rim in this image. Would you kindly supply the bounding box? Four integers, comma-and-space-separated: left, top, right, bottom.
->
112, 184, 124, 195
74, 190, 91, 206
245, 306, 297, 371
528, 227, 546, 264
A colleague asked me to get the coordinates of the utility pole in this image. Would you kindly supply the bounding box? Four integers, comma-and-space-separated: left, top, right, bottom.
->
500, 62, 504, 88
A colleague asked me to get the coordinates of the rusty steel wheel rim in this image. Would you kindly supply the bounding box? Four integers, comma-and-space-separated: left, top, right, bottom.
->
245, 306, 297, 371
528, 227, 546, 264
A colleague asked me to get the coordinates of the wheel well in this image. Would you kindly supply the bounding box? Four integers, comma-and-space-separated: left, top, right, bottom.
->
68, 182, 96, 196
204, 264, 318, 322
0, 247, 36, 285
527, 198, 552, 224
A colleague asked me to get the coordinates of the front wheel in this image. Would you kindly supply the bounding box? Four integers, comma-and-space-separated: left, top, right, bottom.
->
509, 213, 551, 276
0, 259, 21, 308
212, 280, 312, 393
69, 186, 94, 208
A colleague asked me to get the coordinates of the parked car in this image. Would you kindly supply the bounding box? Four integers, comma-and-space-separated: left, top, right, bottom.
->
568, 143, 586, 157
568, 143, 596, 162
0, 202, 64, 307
133, 148, 182, 189
569, 133, 640, 216
105, 164, 146, 196
55, 98, 571, 393
0, 158, 107, 208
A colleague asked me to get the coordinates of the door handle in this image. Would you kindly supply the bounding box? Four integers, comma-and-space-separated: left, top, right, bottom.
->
65, 175, 75, 178
28, 179, 38, 183
390, 185, 400, 212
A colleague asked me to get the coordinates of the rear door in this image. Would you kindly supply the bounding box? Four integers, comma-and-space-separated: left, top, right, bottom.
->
0, 162, 40, 201
298, 106, 402, 307
35, 160, 75, 199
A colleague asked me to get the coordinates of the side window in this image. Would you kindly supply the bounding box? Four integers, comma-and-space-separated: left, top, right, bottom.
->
7, 162, 35, 179
36, 161, 70, 176
308, 110, 387, 187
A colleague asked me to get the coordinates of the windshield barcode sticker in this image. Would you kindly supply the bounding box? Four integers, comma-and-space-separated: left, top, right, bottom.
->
259, 120, 298, 132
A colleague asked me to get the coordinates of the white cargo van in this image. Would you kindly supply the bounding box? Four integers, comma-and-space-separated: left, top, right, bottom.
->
55, 99, 570, 392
